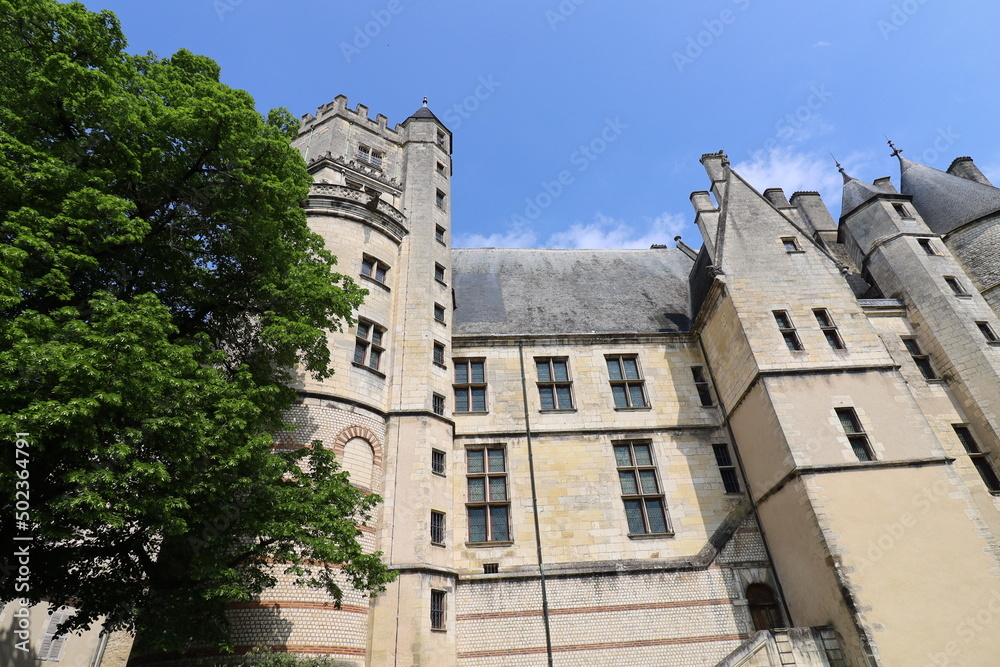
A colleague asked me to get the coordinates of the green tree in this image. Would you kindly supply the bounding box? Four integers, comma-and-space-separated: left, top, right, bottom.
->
0, 0, 392, 652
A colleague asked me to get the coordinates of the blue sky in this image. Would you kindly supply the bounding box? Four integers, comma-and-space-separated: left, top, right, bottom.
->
80, 0, 1000, 249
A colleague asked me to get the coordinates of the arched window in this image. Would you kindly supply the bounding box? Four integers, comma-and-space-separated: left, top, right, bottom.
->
342, 437, 375, 490
746, 583, 781, 631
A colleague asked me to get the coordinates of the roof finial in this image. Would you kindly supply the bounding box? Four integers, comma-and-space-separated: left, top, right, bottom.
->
831, 151, 851, 184
422, 96, 428, 108
885, 134, 903, 158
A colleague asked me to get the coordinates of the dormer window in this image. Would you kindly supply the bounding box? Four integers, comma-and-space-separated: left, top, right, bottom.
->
357, 144, 384, 168
781, 237, 801, 253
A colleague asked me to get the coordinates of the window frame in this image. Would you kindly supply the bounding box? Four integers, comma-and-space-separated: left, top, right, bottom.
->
713, 443, 741, 494
813, 308, 845, 350
357, 144, 384, 168
613, 440, 672, 536
536, 357, 575, 411
430, 590, 446, 631
691, 366, 714, 407
977, 321, 1000, 343
436, 225, 447, 245
435, 262, 447, 285
432, 393, 445, 416
605, 354, 649, 409
454, 358, 488, 413
836, 408, 875, 462
901, 337, 936, 380
466, 446, 511, 543
954, 425, 1000, 493
918, 238, 937, 255
433, 341, 446, 367
434, 303, 446, 323
781, 237, 802, 253
944, 275, 970, 297
773, 310, 803, 351
360, 255, 390, 286
353, 318, 386, 372
436, 189, 447, 210
431, 449, 447, 476
430, 510, 446, 546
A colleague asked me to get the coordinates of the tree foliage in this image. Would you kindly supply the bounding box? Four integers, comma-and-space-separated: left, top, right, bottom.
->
0, 0, 390, 651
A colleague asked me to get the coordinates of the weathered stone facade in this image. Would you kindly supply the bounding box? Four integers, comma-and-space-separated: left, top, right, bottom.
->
12, 97, 1000, 667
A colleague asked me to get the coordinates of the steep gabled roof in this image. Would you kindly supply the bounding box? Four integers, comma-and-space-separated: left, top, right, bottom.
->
451, 248, 694, 335
899, 157, 1000, 234
841, 177, 895, 219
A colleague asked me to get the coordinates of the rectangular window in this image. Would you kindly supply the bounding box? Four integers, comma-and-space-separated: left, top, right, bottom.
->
918, 238, 936, 255
483, 563, 499, 574
354, 319, 386, 371
836, 408, 874, 461
431, 448, 447, 475
467, 447, 509, 542
430, 590, 446, 630
357, 144, 384, 168
977, 321, 999, 343
944, 276, 969, 296
893, 203, 911, 218
781, 237, 800, 252
434, 303, 446, 323
902, 337, 936, 380
433, 341, 446, 366
606, 355, 648, 408
773, 310, 803, 351
436, 189, 446, 210
437, 131, 446, 147
713, 444, 741, 493
437, 161, 446, 175
536, 358, 574, 410
454, 359, 487, 413
614, 441, 671, 535
432, 393, 445, 416
430, 510, 446, 545
436, 225, 446, 244
37, 609, 74, 662
435, 263, 446, 284
954, 426, 1000, 492
814, 309, 845, 350
361, 255, 389, 284
691, 366, 714, 406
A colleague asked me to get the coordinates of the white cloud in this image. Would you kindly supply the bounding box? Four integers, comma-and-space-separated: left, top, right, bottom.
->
546, 212, 688, 249
733, 147, 843, 209
813, 41, 830, 48
453, 224, 538, 248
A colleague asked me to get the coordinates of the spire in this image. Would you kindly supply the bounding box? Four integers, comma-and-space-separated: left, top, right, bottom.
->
832, 153, 852, 184
886, 136, 904, 160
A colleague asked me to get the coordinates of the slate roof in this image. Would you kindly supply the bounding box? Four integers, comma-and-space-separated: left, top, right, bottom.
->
899, 157, 1000, 234
841, 177, 894, 218
451, 248, 694, 336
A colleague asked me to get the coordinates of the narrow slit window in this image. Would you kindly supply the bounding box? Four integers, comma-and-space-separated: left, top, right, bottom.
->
435, 263, 446, 284
433, 341, 446, 366
814, 309, 845, 350
773, 310, 803, 351
692, 366, 714, 406
944, 276, 969, 296
436, 189, 446, 210
434, 303, 446, 323
976, 321, 999, 343
713, 444, 741, 493
902, 337, 936, 380
836, 408, 874, 461
430, 511, 446, 545
954, 425, 1000, 492
918, 238, 936, 255
436, 225, 446, 244
430, 590, 446, 630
